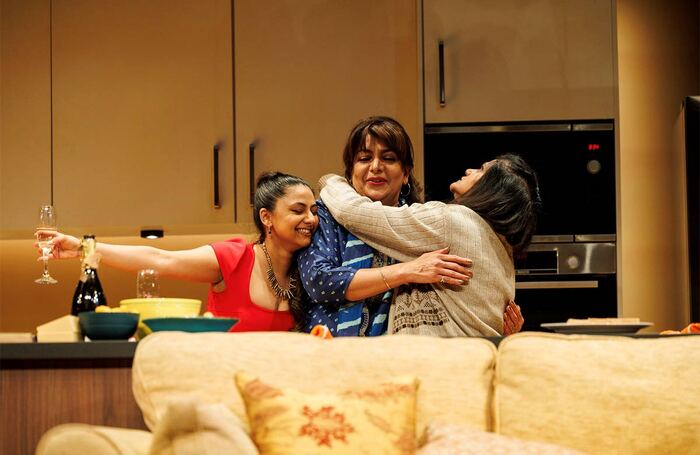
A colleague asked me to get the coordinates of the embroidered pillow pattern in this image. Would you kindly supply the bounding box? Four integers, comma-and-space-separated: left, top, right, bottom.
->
235, 373, 418, 455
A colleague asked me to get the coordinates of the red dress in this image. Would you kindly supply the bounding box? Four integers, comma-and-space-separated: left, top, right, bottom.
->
208, 238, 295, 332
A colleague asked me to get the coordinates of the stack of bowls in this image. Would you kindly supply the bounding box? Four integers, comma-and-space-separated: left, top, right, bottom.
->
119, 298, 202, 337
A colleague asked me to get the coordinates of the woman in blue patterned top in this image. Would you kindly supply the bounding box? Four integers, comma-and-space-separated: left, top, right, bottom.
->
297, 117, 474, 336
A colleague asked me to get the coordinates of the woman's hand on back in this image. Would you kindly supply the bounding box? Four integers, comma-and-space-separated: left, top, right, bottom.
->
503, 300, 524, 335
34, 230, 81, 260
400, 247, 473, 286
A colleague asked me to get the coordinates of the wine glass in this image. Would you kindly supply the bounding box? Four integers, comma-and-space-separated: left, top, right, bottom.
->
35, 205, 58, 284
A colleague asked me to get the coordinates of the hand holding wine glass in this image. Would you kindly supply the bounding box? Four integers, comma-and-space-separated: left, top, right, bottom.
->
35, 205, 58, 284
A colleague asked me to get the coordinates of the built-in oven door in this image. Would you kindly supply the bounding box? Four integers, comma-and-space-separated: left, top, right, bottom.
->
515, 242, 617, 331
516, 275, 617, 331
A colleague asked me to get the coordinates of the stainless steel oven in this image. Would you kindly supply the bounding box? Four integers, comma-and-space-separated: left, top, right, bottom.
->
424, 121, 617, 330
514, 242, 616, 331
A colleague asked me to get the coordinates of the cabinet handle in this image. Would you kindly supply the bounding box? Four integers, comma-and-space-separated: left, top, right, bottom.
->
438, 40, 446, 107
249, 143, 255, 206
213, 143, 221, 209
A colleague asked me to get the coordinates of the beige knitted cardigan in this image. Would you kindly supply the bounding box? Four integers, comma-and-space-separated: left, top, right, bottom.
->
320, 175, 514, 336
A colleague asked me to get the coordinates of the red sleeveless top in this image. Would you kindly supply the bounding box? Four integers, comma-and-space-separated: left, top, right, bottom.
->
208, 238, 294, 332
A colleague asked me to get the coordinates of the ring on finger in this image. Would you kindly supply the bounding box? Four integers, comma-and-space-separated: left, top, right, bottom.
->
439, 276, 445, 284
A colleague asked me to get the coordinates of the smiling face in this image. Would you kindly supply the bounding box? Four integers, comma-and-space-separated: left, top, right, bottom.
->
262, 184, 318, 251
449, 160, 496, 198
350, 135, 409, 206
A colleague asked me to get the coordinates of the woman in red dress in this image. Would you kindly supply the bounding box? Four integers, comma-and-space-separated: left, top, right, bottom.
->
38, 172, 318, 332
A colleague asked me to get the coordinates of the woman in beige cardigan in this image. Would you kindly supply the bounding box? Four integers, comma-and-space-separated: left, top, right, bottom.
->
320, 154, 540, 336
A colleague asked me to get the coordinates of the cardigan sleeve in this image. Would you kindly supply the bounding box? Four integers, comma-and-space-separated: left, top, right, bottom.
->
319, 175, 449, 262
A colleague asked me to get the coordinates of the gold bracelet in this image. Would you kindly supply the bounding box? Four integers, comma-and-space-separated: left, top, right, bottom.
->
379, 269, 391, 291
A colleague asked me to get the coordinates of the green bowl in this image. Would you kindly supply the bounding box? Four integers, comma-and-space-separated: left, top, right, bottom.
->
142, 317, 238, 333
119, 298, 202, 338
78, 311, 140, 340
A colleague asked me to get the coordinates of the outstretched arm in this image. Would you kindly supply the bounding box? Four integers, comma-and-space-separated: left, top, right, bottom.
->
35, 230, 221, 284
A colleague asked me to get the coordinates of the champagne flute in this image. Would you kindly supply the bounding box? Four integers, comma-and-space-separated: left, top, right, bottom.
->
35, 205, 58, 284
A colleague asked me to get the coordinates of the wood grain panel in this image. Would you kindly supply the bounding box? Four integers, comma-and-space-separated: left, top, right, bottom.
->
234, 0, 421, 222
424, 0, 616, 122
0, 0, 52, 232
616, 0, 698, 331
0, 360, 146, 454
51, 0, 234, 230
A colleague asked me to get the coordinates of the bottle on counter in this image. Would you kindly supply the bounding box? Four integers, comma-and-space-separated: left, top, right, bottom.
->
71, 234, 107, 315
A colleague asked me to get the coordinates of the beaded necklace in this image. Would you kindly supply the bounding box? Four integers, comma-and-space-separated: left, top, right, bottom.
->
260, 242, 296, 302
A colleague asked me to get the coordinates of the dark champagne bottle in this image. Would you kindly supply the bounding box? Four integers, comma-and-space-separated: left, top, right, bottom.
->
71, 235, 107, 315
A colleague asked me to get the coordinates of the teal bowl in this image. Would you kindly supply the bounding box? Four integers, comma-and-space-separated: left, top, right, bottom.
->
79, 311, 140, 340
142, 317, 238, 333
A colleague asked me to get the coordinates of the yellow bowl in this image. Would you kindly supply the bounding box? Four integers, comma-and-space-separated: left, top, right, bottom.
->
120, 298, 202, 337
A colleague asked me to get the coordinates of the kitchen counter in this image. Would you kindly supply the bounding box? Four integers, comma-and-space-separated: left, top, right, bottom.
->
0, 340, 146, 454
0, 340, 137, 363
0, 333, 670, 364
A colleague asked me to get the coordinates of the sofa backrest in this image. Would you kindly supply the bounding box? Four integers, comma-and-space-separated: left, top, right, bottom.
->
495, 333, 700, 454
132, 331, 497, 433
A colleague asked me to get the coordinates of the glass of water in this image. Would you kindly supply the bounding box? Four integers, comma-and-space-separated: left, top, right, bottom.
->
137, 269, 160, 298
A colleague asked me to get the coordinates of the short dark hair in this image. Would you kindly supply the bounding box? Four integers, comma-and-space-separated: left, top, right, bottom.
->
342, 116, 423, 203
452, 154, 542, 256
253, 171, 313, 243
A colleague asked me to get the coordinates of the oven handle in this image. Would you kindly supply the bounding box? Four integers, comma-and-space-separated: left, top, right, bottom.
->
516, 280, 599, 290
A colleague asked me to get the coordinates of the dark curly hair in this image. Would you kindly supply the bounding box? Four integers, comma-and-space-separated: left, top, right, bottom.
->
452, 154, 542, 256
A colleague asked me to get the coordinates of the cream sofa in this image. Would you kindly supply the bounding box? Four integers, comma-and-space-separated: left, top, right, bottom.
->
37, 332, 700, 454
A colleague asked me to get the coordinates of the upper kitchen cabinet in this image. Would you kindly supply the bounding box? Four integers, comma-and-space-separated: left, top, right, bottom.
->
234, 0, 420, 222
51, 0, 234, 231
423, 0, 616, 123
1, 0, 52, 235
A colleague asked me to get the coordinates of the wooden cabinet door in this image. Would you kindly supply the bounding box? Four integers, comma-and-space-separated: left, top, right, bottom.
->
234, 0, 420, 221
0, 0, 52, 235
424, 0, 615, 123
52, 0, 234, 232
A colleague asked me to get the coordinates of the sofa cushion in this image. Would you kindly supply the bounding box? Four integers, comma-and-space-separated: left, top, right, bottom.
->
236, 372, 417, 454
494, 333, 700, 454
132, 332, 497, 433
417, 423, 584, 454
148, 398, 258, 455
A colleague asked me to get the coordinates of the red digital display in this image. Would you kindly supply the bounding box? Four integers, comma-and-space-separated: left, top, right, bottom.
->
588, 143, 601, 151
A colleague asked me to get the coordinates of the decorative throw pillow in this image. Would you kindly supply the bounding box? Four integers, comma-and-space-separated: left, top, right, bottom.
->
417, 423, 585, 455
235, 372, 418, 455
149, 397, 259, 455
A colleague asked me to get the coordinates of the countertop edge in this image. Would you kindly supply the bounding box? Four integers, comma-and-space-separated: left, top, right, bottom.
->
0, 340, 138, 361
0, 333, 680, 363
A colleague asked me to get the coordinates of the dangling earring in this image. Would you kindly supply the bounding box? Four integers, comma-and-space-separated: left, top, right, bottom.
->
400, 182, 411, 198
267, 226, 272, 235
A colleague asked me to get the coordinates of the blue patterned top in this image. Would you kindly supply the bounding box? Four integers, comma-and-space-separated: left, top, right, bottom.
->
298, 200, 392, 336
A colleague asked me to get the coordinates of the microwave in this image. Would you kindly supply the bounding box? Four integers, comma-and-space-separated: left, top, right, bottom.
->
424, 121, 616, 242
